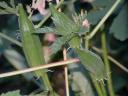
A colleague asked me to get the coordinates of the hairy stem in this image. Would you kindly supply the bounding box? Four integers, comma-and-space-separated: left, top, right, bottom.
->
100, 83, 107, 96
101, 32, 115, 96
91, 77, 104, 96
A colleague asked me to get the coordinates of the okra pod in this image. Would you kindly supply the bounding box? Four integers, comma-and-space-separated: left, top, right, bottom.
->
18, 4, 53, 92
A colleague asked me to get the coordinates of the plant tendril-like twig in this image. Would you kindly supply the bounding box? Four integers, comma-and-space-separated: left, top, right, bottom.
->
0, 59, 79, 78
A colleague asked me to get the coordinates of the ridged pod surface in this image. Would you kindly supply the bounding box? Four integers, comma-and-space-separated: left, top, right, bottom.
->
18, 4, 52, 91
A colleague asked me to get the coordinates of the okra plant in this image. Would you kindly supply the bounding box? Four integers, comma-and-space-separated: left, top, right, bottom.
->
0, 0, 127, 96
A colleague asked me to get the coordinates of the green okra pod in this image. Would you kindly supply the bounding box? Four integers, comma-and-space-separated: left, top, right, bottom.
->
18, 4, 53, 92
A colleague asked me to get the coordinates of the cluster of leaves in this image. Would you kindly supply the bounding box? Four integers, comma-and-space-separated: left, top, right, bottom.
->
36, 4, 89, 54
1, 0, 128, 96
35, 4, 108, 82
0, 0, 17, 14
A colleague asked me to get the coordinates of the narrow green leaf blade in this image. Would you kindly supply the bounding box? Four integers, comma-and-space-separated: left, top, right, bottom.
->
36, 27, 55, 33
1, 90, 20, 96
50, 33, 74, 54
35, 27, 63, 35
0, 1, 8, 9
50, 37, 66, 54
0, 9, 10, 14
0, 1, 17, 14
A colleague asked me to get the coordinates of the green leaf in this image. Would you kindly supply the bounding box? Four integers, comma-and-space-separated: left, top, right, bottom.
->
0, 1, 8, 9
0, 1, 17, 14
50, 32, 74, 54
78, 26, 90, 35
1, 90, 20, 96
3, 48, 34, 81
50, 37, 66, 54
0, 9, 11, 14
110, 4, 128, 41
36, 27, 55, 33
69, 35, 80, 48
75, 48, 107, 80
0, 30, 17, 54
50, 5, 79, 35
35, 27, 63, 35
0, 33, 8, 54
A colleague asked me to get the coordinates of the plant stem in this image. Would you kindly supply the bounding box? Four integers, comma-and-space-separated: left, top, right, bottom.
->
35, 0, 64, 28
0, 32, 22, 47
63, 48, 70, 96
101, 32, 115, 96
108, 56, 128, 73
85, 37, 89, 49
0, 59, 79, 78
92, 46, 128, 73
28, 10, 34, 19
87, 0, 121, 40
91, 76, 103, 96
100, 83, 107, 96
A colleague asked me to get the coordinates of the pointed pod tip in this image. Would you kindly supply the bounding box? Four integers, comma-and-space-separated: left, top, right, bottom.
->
18, 3, 28, 19
18, 3, 24, 13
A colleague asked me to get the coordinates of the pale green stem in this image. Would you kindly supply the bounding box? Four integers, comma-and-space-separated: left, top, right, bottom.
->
92, 46, 128, 73
87, 0, 121, 40
100, 83, 107, 96
101, 32, 115, 96
0, 59, 79, 78
85, 1, 122, 94
91, 76, 103, 96
28, 10, 34, 19
85, 37, 89, 49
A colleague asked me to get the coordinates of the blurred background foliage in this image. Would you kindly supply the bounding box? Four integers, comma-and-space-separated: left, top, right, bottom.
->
0, 0, 128, 96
